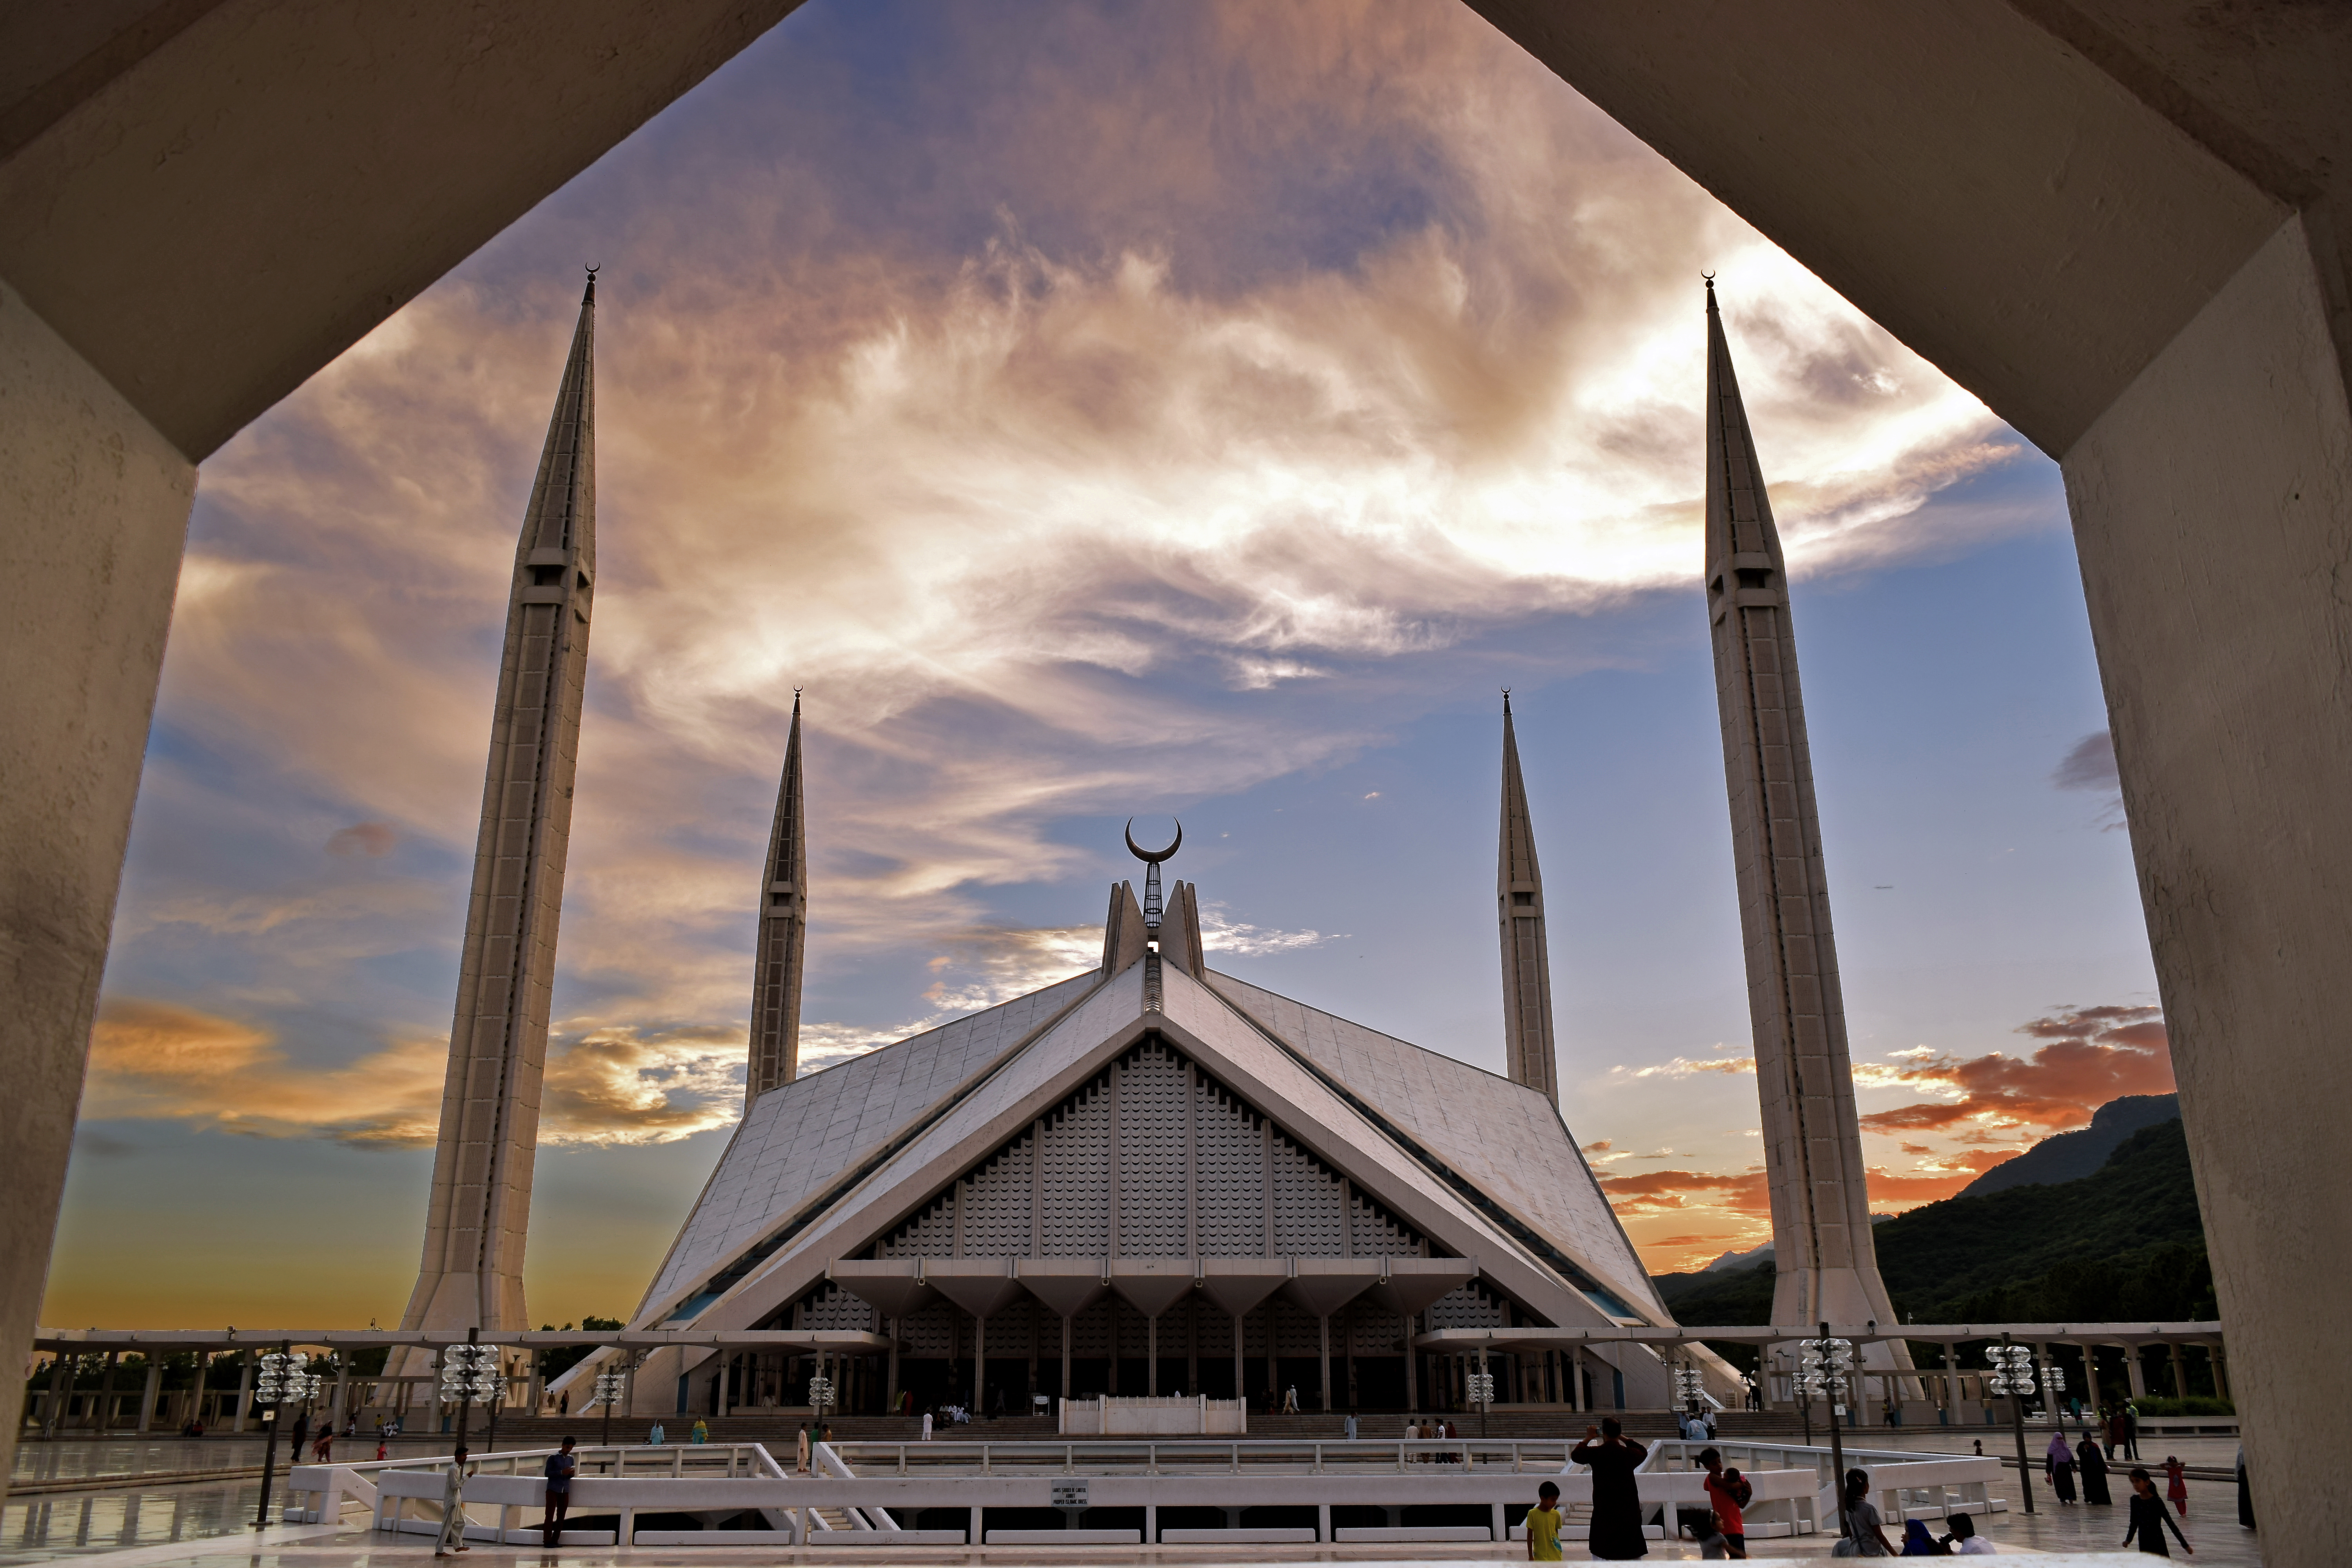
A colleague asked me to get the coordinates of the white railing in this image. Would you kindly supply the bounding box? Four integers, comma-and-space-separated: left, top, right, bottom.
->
1637, 1439, 2009, 1535
285, 1436, 1994, 1547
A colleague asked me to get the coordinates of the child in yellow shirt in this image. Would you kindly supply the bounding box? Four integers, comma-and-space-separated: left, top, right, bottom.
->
1526, 1480, 1565, 1561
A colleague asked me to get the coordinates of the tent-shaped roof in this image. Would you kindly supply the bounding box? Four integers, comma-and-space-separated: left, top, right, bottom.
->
615, 955, 1667, 1352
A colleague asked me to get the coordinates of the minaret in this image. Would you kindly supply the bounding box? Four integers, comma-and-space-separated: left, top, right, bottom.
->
1701, 279, 1902, 1338
746, 692, 808, 1107
1497, 693, 1560, 1101
396, 274, 599, 1343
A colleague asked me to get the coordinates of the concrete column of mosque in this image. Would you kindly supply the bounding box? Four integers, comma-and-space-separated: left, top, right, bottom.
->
138, 1361, 162, 1433
0, 277, 198, 1501
2125, 1346, 2149, 1401
2075, 1343, 2100, 1414
233, 1352, 258, 1432
2169, 1343, 2190, 1401
2063, 212, 2352, 1545
92, 1351, 118, 1431
2209, 1344, 2230, 1403
1942, 1344, 1962, 1419
40, 1356, 69, 1437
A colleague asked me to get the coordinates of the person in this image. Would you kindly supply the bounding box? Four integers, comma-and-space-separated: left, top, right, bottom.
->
1900, 1519, 1944, 1555
796, 1425, 811, 1472
2122, 1402, 2141, 1461
2078, 1434, 2113, 1506
2163, 1456, 2187, 1517
1524, 1479, 1565, 1561
290, 1409, 310, 1462
1941, 1514, 1994, 1555
1699, 1448, 1749, 1559
648, 1422, 665, 1445
1681, 1505, 1729, 1559
1835, 1469, 1895, 1557
991, 1385, 1006, 1419
558, 1392, 568, 1417
376, 1435, 389, 1462
2122, 1468, 2192, 1555
1281, 1385, 1300, 1415
540, 1436, 577, 1546
1971, 1440, 1984, 1457
434, 1445, 473, 1557
1344, 1413, 1358, 1441
312, 1424, 334, 1463
920, 1409, 933, 1441
689, 1417, 708, 1445
2045, 1431, 2078, 1505
1570, 1418, 1649, 1559
2107, 1407, 2130, 1458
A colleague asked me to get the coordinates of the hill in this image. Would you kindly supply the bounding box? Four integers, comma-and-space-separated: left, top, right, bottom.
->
1955, 1093, 2180, 1198
1651, 1118, 2210, 1329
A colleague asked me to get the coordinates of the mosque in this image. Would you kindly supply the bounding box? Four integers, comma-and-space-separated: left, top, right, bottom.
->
393, 274, 1904, 1419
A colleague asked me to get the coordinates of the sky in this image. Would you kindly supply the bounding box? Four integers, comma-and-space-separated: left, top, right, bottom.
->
42, 0, 2175, 1332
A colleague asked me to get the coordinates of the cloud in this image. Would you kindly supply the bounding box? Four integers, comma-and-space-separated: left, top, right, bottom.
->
1199, 906, 1341, 956
1597, 1167, 1771, 1217
84, 997, 750, 1149
1853, 1004, 2172, 1137
1617, 1054, 1757, 1080
83, 999, 448, 1147
326, 822, 401, 858
2052, 730, 2127, 829
2052, 731, 2119, 794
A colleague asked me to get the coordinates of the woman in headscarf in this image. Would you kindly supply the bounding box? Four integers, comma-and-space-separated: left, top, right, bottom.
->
1570, 1418, 1650, 1559
1900, 1519, 1945, 1555
2046, 1431, 2078, 1504
2078, 1433, 2113, 1505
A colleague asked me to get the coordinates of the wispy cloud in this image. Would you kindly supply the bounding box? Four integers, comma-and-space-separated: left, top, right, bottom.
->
1853, 1005, 2170, 1136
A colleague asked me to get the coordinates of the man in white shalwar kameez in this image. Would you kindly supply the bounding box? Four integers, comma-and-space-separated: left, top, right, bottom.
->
434, 1446, 473, 1557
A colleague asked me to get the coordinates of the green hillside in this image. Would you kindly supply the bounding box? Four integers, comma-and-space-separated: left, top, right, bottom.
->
1651, 1120, 2213, 1330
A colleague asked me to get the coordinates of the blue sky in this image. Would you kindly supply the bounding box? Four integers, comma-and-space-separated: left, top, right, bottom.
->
45, 0, 2172, 1329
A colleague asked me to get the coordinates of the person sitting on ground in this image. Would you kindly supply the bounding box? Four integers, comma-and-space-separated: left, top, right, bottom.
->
1836, 1468, 1896, 1556
1901, 1519, 1947, 1555
1940, 1514, 1994, 1554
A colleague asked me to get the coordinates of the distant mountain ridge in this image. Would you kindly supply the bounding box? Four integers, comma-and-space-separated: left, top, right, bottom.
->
1956, 1092, 2180, 1198
1652, 1114, 2209, 1326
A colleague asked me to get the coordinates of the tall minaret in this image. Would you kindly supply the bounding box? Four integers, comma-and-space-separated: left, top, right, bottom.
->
1702, 279, 1901, 1337
397, 274, 599, 1343
745, 692, 808, 1106
1497, 693, 1560, 1101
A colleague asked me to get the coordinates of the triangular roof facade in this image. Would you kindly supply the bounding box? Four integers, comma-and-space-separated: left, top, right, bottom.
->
618, 953, 1668, 1356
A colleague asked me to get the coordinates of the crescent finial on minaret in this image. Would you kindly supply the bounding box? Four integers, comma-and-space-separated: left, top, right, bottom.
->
1123, 817, 1182, 863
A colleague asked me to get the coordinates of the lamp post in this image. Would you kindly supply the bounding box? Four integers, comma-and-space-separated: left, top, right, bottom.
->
1785, 1348, 1813, 1447
1798, 1328, 1854, 1545
251, 1345, 307, 1529
1985, 1339, 2038, 1515
439, 1333, 501, 1454
591, 1367, 627, 1449
1466, 1367, 1495, 1439
1673, 1364, 1707, 1430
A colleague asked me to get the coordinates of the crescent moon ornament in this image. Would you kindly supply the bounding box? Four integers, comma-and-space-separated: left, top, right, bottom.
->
1124, 817, 1182, 863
